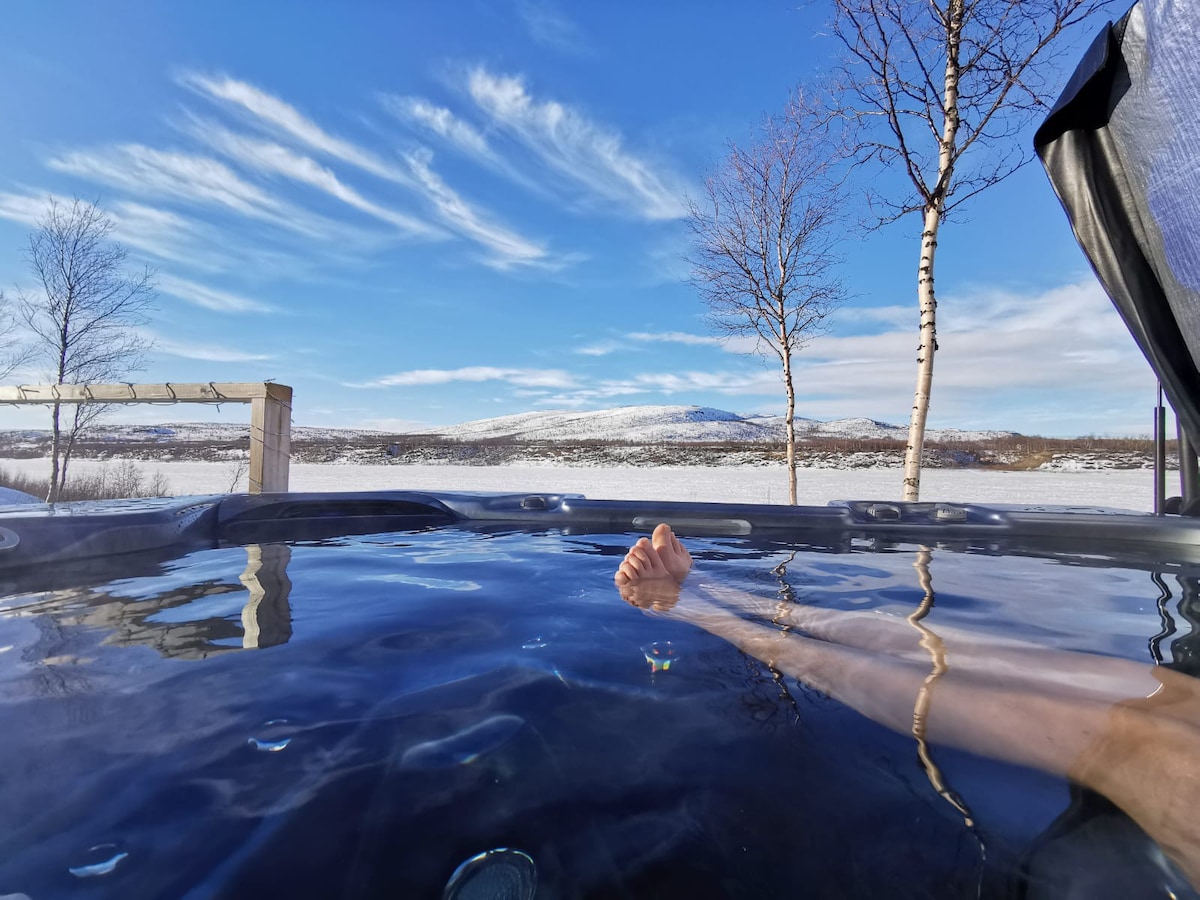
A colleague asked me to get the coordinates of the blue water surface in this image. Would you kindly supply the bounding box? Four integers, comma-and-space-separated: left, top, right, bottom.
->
0, 525, 1193, 898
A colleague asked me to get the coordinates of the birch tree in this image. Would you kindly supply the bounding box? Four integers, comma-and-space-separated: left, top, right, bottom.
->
828, 0, 1109, 500
687, 96, 846, 505
16, 198, 155, 502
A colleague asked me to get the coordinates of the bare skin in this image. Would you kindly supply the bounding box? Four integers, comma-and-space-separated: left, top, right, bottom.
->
614, 525, 1200, 889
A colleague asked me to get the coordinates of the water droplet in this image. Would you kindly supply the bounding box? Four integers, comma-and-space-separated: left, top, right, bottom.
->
521, 636, 547, 650
443, 848, 537, 900
68, 843, 129, 878
248, 718, 293, 752
400, 714, 524, 770
642, 642, 679, 673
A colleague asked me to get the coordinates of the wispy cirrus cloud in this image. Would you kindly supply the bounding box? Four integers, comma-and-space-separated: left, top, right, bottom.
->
348, 366, 578, 389
516, 0, 591, 55
47, 144, 329, 237
186, 119, 441, 237
381, 96, 494, 162
0, 190, 57, 226
627, 331, 725, 347
404, 150, 551, 269
466, 67, 687, 220
181, 71, 559, 269
0, 191, 290, 275
179, 71, 413, 186
156, 274, 276, 313
574, 331, 739, 356
149, 333, 273, 362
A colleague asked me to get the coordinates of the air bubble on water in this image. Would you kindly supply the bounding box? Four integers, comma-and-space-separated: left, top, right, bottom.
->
642, 641, 679, 673
443, 847, 537, 900
521, 636, 547, 650
248, 718, 293, 752
68, 843, 129, 878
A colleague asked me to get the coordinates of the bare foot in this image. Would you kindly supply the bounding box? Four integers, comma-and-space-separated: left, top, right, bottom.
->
614, 523, 693, 611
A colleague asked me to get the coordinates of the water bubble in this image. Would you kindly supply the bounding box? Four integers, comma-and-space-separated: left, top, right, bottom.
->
443, 848, 537, 900
642, 642, 679, 673
400, 714, 524, 770
521, 636, 547, 650
68, 843, 129, 878
248, 718, 293, 752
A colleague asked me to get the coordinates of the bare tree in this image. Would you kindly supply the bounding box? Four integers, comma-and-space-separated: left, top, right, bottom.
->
16, 198, 156, 502
828, 0, 1110, 500
688, 95, 847, 505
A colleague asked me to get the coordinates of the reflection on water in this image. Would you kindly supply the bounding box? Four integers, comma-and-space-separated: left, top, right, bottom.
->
240, 544, 293, 650
0, 544, 295, 660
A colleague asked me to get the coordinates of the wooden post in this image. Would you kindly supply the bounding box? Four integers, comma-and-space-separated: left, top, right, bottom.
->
250, 383, 292, 494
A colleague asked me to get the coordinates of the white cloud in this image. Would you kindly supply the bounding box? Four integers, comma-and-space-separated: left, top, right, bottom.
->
48, 145, 326, 237
404, 150, 551, 269
156, 274, 276, 313
0, 191, 57, 226
575, 342, 619, 356
782, 279, 1155, 430
517, 0, 590, 55
149, 333, 272, 362
382, 96, 493, 161
187, 120, 440, 237
466, 68, 687, 220
179, 71, 412, 186
627, 331, 725, 347
349, 366, 578, 389
180, 72, 558, 269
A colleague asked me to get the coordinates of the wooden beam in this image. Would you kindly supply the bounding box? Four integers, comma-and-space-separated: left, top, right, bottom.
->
0, 383, 281, 404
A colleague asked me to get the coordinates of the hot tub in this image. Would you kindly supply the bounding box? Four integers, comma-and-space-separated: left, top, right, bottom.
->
0, 492, 1197, 898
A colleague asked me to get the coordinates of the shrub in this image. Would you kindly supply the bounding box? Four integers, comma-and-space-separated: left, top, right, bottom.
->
0, 461, 171, 502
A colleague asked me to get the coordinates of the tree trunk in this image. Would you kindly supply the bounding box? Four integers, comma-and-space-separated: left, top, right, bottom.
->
59, 407, 82, 496
902, 205, 943, 501
902, 0, 962, 502
47, 401, 62, 503
784, 350, 798, 505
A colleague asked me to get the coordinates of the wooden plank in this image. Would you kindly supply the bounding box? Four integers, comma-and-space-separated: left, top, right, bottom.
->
249, 384, 292, 493
0, 383, 278, 404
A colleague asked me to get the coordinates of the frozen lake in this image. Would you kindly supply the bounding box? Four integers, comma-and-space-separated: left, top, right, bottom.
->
0, 457, 1165, 512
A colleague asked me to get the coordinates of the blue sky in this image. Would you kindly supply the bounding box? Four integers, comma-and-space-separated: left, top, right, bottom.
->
0, 1, 1154, 437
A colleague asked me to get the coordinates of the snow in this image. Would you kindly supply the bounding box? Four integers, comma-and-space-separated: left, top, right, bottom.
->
0, 457, 1162, 511
407, 404, 1014, 444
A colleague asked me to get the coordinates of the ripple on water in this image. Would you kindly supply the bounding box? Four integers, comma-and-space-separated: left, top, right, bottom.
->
400, 714, 525, 769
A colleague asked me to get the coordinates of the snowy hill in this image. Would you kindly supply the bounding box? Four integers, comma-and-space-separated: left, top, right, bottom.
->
0, 405, 1014, 451
416, 405, 1014, 444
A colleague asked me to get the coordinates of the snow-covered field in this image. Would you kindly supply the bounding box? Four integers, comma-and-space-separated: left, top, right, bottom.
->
0, 457, 1165, 511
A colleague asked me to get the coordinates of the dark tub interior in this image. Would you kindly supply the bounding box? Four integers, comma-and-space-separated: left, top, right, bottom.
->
0, 492, 1198, 898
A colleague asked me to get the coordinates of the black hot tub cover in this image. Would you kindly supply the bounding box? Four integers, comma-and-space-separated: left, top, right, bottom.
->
1036, 0, 1200, 444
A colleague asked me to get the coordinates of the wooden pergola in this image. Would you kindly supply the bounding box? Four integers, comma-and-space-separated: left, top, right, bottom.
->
0, 382, 292, 493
